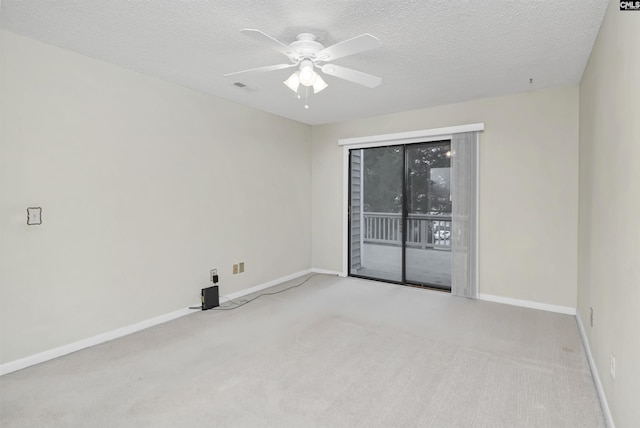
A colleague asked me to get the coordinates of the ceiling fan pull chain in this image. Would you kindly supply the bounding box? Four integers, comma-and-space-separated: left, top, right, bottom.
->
304, 86, 310, 109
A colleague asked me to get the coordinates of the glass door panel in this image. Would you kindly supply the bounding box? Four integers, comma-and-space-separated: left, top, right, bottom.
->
405, 142, 452, 289
349, 146, 403, 283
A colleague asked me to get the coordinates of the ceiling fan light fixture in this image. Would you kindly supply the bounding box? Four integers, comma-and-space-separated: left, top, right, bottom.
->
312, 74, 328, 93
298, 60, 317, 87
283, 72, 300, 92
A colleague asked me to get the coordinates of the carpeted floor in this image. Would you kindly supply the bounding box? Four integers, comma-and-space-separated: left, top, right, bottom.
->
0, 275, 605, 427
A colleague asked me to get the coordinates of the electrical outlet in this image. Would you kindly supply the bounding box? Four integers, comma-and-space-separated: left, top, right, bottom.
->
233, 264, 238, 274
239, 262, 245, 273
210, 269, 217, 282
610, 353, 616, 379
589, 307, 593, 327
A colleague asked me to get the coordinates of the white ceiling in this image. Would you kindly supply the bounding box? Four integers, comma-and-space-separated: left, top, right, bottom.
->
0, 0, 608, 125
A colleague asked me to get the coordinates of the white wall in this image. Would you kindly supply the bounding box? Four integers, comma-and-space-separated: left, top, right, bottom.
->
578, 1, 640, 425
312, 86, 579, 308
0, 31, 312, 364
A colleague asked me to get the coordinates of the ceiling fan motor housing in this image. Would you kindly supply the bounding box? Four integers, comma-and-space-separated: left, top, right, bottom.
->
288, 33, 325, 61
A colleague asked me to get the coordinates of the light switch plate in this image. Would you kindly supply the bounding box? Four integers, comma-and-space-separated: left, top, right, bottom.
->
27, 207, 42, 225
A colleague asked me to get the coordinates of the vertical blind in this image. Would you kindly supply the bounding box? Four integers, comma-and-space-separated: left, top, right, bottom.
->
451, 132, 478, 298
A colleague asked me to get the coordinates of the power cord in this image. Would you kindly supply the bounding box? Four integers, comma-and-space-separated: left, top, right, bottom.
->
212, 274, 320, 311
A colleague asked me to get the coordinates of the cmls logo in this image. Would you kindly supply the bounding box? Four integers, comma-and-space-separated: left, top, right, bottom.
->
620, 0, 640, 10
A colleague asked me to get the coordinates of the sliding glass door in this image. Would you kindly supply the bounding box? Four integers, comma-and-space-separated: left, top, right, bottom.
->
405, 143, 452, 288
349, 141, 452, 290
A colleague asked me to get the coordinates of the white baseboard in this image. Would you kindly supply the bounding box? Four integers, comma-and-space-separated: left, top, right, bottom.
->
576, 312, 615, 428
478, 293, 576, 315
310, 268, 342, 276
224, 269, 312, 301
0, 306, 194, 376
0, 269, 322, 377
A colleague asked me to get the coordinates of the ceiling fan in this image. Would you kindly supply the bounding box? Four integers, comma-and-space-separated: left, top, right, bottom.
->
225, 29, 382, 101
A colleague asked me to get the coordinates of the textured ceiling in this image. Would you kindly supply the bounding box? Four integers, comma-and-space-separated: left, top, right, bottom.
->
0, 0, 608, 125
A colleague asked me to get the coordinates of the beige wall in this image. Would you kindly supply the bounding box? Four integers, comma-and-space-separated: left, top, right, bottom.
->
312, 86, 579, 308
0, 31, 312, 363
2, 10, 638, 423
578, 1, 640, 426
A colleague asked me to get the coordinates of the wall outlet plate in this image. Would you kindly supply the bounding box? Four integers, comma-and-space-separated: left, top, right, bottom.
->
239, 262, 244, 273
233, 264, 238, 274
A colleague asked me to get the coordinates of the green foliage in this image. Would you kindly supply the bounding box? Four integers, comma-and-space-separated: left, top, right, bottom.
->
361, 142, 451, 214
362, 146, 403, 212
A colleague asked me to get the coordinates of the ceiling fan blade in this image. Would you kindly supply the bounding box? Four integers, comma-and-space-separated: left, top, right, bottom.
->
240, 29, 291, 56
321, 64, 382, 88
316, 34, 381, 62
224, 63, 295, 77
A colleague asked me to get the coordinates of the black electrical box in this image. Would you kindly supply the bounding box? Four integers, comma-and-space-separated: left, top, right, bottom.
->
201, 286, 219, 310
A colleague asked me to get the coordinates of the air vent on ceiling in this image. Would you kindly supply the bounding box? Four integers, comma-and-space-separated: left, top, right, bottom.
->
230, 81, 257, 92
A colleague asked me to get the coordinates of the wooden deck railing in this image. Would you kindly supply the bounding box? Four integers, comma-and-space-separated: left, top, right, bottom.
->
362, 212, 451, 250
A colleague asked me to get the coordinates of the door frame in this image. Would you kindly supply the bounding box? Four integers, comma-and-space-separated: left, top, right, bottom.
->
339, 123, 484, 278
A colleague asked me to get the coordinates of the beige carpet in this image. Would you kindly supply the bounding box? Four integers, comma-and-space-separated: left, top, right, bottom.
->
0, 275, 604, 427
